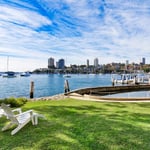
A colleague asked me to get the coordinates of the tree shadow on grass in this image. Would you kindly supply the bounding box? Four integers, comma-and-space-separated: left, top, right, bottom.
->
136, 102, 150, 108
103, 102, 128, 108
1, 102, 150, 150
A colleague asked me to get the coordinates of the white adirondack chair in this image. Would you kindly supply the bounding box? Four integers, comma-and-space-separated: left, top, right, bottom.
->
0, 106, 5, 118
1, 103, 34, 135
0, 105, 22, 118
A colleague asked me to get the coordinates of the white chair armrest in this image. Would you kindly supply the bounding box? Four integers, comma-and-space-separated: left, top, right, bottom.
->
15, 110, 33, 117
12, 108, 22, 114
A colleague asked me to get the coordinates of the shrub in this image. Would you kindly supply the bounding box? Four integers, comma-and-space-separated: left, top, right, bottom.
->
0, 97, 28, 107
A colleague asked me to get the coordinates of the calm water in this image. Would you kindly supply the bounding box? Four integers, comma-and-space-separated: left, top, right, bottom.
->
0, 74, 112, 99
103, 91, 150, 98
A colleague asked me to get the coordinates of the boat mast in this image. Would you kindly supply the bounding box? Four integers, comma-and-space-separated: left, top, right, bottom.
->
7, 56, 9, 72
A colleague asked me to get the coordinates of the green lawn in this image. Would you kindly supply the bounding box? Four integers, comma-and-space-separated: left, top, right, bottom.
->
1, 98, 150, 150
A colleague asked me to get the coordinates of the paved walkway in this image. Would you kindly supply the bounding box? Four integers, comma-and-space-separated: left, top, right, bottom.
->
68, 93, 150, 103
30, 92, 150, 103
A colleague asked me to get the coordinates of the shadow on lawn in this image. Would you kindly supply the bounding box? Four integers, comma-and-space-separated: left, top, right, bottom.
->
103, 102, 128, 108
1, 103, 150, 150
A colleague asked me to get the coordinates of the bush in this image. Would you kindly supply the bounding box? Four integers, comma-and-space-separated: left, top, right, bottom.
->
0, 97, 28, 107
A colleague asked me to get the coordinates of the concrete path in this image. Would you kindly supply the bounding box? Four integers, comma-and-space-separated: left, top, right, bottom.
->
68, 93, 150, 103
30, 92, 150, 103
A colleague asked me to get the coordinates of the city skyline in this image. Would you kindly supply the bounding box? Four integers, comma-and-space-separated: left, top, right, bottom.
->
47, 57, 147, 68
0, 1, 150, 71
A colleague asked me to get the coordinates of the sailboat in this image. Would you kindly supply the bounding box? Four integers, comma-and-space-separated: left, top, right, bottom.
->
63, 74, 71, 78
2, 71, 16, 78
20, 72, 30, 77
2, 56, 16, 78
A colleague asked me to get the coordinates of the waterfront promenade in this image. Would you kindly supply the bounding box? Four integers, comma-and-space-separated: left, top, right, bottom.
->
64, 84, 150, 102
31, 84, 150, 102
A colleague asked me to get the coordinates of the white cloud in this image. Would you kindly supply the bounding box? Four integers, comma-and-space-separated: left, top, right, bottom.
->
0, 5, 51, 28
0, 0, 150, 71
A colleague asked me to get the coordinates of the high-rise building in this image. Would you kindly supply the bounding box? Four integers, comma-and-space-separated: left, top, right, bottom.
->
56, 61, 59, 68
48, 57, 55, 68
125, 60, 129, 70
94, 58, 99, 67
126, 60, 129, 66
57, 59, 65, 69
87, 59, 89, 67
142, 57, 145, 65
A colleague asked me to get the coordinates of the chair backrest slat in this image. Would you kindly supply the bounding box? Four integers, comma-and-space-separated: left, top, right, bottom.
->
1, 103, 19, 124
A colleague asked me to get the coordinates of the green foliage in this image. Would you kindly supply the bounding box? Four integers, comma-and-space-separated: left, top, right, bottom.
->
143, 67, 150, 73
1, 99, 150, 150
0, 97, 28, 107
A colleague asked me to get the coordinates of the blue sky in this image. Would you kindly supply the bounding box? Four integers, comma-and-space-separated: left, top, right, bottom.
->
0, 0, 150, 71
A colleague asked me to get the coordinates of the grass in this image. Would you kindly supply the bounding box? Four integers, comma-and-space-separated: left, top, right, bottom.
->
1, 98, 150, 150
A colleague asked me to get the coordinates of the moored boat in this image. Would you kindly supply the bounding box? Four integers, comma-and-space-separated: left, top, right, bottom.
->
111, 73, 150, 85
63, 74, 71, 78
111, 74, 136, 84
2, 56, 17, 78
20, 72, 30, 77
2, 71, 17, 78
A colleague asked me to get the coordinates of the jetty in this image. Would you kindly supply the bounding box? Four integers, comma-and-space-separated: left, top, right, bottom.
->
111, 73, 150, 85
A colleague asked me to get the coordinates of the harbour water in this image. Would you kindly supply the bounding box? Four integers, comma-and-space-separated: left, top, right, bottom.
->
103, 91, 150, 98
0, 74, 112, 99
